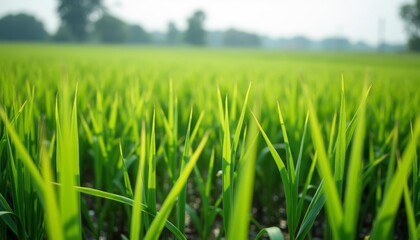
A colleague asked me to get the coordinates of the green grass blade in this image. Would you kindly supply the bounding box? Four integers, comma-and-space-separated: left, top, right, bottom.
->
251, 112, 289, 185
343, 84, 368, 239
119, 141, 134, 198
233, 82, 251, 153
404, 182, 417, 240
222, 97, 232, 234
371, 118, 420, 239
303, 84, 343, 239
0, 194, 19, 237
277, 102, 297, 237
227, 107, 258, 240
216, 85, 225, 126
72, 186, 186, 240
384, 127, 398, 192
190, 110, 205, 144
277, 102, 295, 182
108, 93, 119, 133
327, 112, 337, 157
144, 131, 209, 240
147, 108, 157, 215
344, 85, 371, 148
296, 152, 318, 225
130, 121, 147, 240
296, 112, 309, 187
334, 78, 346, 197
0, 107, 45, 201
296, 181, 325, 240
56, 81, 81, 240
255, 226, 285, 240
40, 134, 64, 240
177, 107, 193, 233
203, 148, 216, 239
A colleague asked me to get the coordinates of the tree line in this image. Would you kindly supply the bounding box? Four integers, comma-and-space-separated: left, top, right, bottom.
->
0, 0, 259, 47
0, 0, 419, 51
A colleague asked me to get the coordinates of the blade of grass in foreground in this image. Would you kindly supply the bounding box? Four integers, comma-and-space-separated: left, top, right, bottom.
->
147, 108, 157, 216
303, 83, 343, 239
255, 226, 285, 240
71, 186, 186, 240
56, 81, 81, 240
276, 102, 298, 237
130, 121, 147, 240
227, 107, 259, 240
144, 131, 209, 240
222, 97, 232, 234
0, 194, 21, 238
119, 141, 133, 198
40, 133, 63, 240
334, 78, 346, 198
404, 181, 417, 240
0, 107, 45, 202
343, 84, 368, 239
177, 107, 193, 233
233, 82, 251, 154
371, 118, 420, 239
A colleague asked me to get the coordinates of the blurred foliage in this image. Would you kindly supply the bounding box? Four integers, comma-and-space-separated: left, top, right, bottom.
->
0, 14, 47, 41
166, 22, 180, 45
400, 0, 420, 51
94, 14, 128, 43
128, 25, 150, 44
222, 29, 261, 47
57, 0, 102, 41
185, 10, 206, 45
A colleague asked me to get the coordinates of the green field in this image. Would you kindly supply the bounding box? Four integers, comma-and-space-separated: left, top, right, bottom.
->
1, 43, 420, 239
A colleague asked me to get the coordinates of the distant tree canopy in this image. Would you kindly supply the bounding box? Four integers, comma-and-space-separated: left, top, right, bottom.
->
128, 25, 150, 44
185, 10, 206, 45
94, 14, 127, 43
166, 22, 179, 44
400, 0, 420, 51
321, 37, 351, 50
0, 13, 47, 41
52, 25, 75, 42
57, 0, 102, 41
222, 29, 260, 47
94, 13, 150, 44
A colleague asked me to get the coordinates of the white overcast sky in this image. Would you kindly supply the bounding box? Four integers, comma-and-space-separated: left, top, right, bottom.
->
0, 0, 412, 45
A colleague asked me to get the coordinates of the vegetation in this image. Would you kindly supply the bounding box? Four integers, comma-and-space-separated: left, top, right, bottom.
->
0, 14, 47, 41
401, 0, 420, 51
0, 44, 420, 239
184, 10, 206, 46
57, 0, 102, 41
222, 29, 261, 47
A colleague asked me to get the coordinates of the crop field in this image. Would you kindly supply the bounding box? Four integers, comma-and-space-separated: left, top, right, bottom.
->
0, 43, 420, 240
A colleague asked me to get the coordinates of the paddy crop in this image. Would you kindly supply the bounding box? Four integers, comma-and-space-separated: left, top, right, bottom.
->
0, 43, 420, 239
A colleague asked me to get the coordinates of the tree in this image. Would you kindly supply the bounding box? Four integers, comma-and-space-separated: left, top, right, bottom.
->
321, 37, 351, 50
222, 29, 261, 47
184, 10, 206, 45
94, 14, 128, 43
52, 25, 75, 42
57, 0, 102, 41
166, 21, 179, 44
128, 25, 150, 44
400, 0, 420, 51
0, 13, 47, 41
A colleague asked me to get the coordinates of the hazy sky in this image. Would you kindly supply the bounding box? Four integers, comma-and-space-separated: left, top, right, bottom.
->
0, 0, 411, 45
